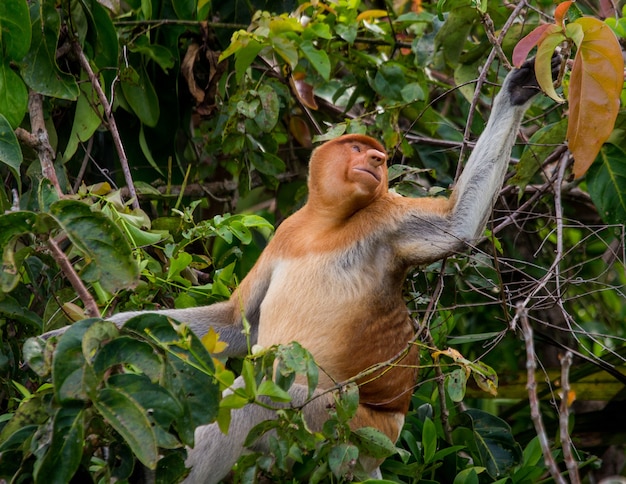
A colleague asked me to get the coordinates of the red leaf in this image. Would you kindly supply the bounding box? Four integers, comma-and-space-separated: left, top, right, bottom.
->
554, 1, 573, 27
513, 24, 560, 67
567, 17, 624, 178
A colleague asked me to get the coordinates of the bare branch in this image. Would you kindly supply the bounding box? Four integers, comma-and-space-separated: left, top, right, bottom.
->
27, 92, 64, 198
73, 41, 140, 210
47, 238, 100, 318
519, 303, 566, 484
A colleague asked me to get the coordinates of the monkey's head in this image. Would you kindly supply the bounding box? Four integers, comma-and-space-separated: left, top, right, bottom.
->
307, 134, 388, 216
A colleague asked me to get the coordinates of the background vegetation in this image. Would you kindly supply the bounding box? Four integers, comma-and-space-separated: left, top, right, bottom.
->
0, 0, 625, 482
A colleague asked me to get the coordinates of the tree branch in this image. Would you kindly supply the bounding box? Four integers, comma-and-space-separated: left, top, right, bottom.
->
27, 92, 64, 198
73, 41, 140, 210
47, 238, 100, 318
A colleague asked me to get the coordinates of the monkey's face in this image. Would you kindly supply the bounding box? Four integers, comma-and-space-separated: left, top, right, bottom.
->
308, 134, 388, 215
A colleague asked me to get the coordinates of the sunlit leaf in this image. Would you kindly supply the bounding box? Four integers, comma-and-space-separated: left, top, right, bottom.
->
567, 17, 624, 178
49, 200, 140, 292
554, 1, 573, 27
535, 30, 566, 102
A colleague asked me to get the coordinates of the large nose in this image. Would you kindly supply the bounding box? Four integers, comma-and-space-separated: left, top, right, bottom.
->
366, 149, 386, 167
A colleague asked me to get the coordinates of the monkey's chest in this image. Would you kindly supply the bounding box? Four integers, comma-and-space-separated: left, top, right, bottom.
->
257, 250, 412, 378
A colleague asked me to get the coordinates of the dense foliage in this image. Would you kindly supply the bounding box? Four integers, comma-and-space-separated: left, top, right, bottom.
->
0, 0, 625, 482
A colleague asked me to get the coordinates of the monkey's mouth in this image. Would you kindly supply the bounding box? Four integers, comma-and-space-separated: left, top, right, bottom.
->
354, 167, 381, 182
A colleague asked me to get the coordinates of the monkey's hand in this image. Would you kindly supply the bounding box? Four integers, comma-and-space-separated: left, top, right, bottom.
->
506, 55, 561, 106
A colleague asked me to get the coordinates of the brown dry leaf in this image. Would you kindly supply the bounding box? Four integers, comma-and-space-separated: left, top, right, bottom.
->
567, 17, 624, 178
290, 73, 318, 110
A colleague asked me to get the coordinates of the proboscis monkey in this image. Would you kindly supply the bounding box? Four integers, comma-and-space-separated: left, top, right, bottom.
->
45, 57, 556, 482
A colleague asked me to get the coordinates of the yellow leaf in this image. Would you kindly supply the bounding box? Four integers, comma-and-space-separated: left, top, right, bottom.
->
536, 30, 566, 102
567, 17, 624, 178
201, 327, 229, 354
356, 9, 388, 22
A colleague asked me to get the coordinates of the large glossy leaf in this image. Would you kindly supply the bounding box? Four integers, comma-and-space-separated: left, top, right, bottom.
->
93, 386, 159, 468
586, 144, 626, 225
92, 335, 163, 380
52, 319, 97, 402
453, 409, 522, 479
0, 62, 28, 129
20, 0, 79, 99
0, 114, 23, 184
0, 0, 31, 59
120, 62, 160, 127
49, 200, 139, 292
34, 406, 85, 484
63, 73, 104, 162
122, 314, 221, 445
567, 17, 624, 178
299, 40, 330, 81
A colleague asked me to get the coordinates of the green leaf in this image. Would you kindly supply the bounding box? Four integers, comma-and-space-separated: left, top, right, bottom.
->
20, 0, 79, 99
510, 119, 568, 192
257, 380, 291, 402
0, 62, 28, 129
0, 114, 23, 185
52, 319, 97, 402
0, 0, 31, 59
249, 151, 286, 177
49, 200, 139, 293
371, 62, 407, 102
122, 314, 220, 445
453, 409, 522, 479
587, 143, 626, 225
0, 211, 44, 293
129, 36, 176, 73
446, 368, 467, 403
34, 406, 85, 484
63, 73, 104, 161
329, 443, 359, 478
422, 417, 437, 464
108, 373, 183, 448
351, 427, 397, 460
335, 382, 359, 422
234, 37, 264, 83
93, 386, 159, 468
270, 35, 299, 68
172, 0, 195, 20
120, 63, 160, 127
93, 335, 163, 380
300, 40, 331, 80
535, 30, 566, 103
254, 84, 280, 132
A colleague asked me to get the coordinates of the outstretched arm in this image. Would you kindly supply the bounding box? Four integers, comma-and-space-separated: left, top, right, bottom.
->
394, 57, 557, 264
42, 258, 272, 358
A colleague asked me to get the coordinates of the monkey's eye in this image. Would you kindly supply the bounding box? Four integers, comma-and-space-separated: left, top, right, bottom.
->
351, 145, 361, 152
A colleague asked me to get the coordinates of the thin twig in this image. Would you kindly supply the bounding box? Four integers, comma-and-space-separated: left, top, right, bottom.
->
559, 351, 580, 483
28, 92, 64, 198
73, 42, 140, 210
47, 238, 100, 318
518, 303, 566, 484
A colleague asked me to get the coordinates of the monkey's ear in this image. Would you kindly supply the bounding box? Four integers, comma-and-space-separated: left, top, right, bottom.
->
506, 54, 561, 106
